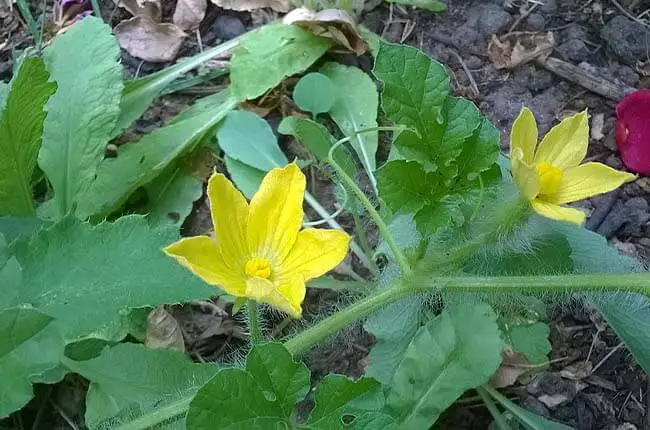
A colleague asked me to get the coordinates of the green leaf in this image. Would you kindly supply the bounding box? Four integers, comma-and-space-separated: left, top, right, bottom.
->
306, 375, 383, 428
0, 217, 50, 245
217, 110, 288, 171
0, 307, 65, 417
144, 166, 202, 228
385, 303, 504, 429
386, 0, 446, 12
320, 62, 379, 183
64, 343, 219, 430
39, 17, 123, 218
507, 322, 551, 365
230, 23, 331, 101
76, 91, 236, 219
377, 160, 435, 215
3, 216, 212, 339
187, 343, 309, 429
278, 116, 334, 161
293, 72, 336, 117
349, 413, 398, 429
373, 41, 449, 161
188, 368, 288, 429
246, 343, 310, 415
0, 57, 56, 216
225, 156, 266, 199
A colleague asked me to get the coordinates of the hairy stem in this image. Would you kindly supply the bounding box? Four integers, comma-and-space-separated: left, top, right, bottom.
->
285, 272, 650, 356
248, 300, 262, 343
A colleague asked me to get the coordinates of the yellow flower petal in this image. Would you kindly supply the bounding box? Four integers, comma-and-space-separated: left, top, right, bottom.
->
511, 148, 540, 200
533, 110, 588, 169
163, 236, 246, 296
545, 162, 636, 205
510, 107, 537, 164
281, 228, 350, 282
207, 173, 249, 267
247, 163, 305, 263
531, 200, 586, 225
246, 276, 304, 318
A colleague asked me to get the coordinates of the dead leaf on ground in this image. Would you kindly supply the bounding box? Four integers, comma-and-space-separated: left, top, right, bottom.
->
145, 305, 186, 352
637, 59, 650, 77
115, 16, 187, 63
115, 0, 161, 21
283, 8, 366, 55
560, 361, 592, 381
488, 31, 555, 70
211, 0, 290, 12
590, 113, 605, 141
491, 345, 539, 388
173, 0, 207, 31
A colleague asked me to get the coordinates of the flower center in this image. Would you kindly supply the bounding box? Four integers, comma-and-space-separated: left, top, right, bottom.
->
535, 161, 563, 195
245, 258, 272, 279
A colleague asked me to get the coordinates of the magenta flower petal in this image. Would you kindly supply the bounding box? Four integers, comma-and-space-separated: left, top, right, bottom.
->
616, 89, 650, 176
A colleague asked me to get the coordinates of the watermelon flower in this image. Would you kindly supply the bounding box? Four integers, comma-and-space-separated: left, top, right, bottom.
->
164, 163, 350, 318
510, 107, 636, 225
616, 89, 650, 176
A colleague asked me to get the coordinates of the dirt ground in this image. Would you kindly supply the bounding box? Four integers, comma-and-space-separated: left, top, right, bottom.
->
2, 0, 650, 429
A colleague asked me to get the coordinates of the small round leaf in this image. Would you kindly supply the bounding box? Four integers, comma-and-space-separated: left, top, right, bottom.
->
293, 72, 336, 116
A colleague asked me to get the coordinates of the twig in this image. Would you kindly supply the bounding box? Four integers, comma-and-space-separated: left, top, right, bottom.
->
610, 0, 650, 27
538, 56, 636, 100
195, 29, 203, 52
449, 50, 480, 97
507, 3, 539, 34
591, 342, 625, 374
49, 399, 79, 430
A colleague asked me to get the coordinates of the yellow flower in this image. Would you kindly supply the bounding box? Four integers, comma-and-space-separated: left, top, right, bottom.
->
510, 107, 636, 225
164, 163, 350, 318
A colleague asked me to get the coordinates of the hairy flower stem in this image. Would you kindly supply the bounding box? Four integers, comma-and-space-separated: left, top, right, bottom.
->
247, 300, 262, 343
284, 273, 650, 356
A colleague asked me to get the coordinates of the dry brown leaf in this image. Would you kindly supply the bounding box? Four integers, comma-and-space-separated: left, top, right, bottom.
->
637, 59, 650, 77
210, 0, 290, 12
145, 305, 185, 352
116, 0, 161, 21
559, 361, 592, 381
487, 31, 555, 70
491, 345, 537, 388
283, 8, 366, 55
115, 16, 187, 63
173, 0, 207, 31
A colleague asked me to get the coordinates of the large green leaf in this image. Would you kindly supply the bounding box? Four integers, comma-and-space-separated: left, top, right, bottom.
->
216, 110, 288, 171
187, 343, 310, 429
385, 303, 504, 429
76, 91, 236, 219
507, 322, 551, 365
246, 343, 310, 415
320, 62, 379, 184
64, 343, 219, 429
2, 216, 212, 339
39, 17, 123, 218
224, 156, 266, 199
374, 42, 500, 235
230, 23, 331, 101
0, 307, 65, 417
0, 58, 56, 216
306, 375, 383, 429
0, 81, 8, 113
0, 216, 50, 245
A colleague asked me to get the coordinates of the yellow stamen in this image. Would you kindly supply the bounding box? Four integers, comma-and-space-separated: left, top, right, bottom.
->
535, 161, 563, 195
245, 258, 272, 279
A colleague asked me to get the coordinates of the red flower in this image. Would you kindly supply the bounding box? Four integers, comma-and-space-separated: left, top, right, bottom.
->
616, 89, 650, 176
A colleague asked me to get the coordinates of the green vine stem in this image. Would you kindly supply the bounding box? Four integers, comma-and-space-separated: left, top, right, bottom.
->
326, 127, 413, 275
111, 398, 192, 430
247, 300, 262, 343
285, 272, 650, 356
